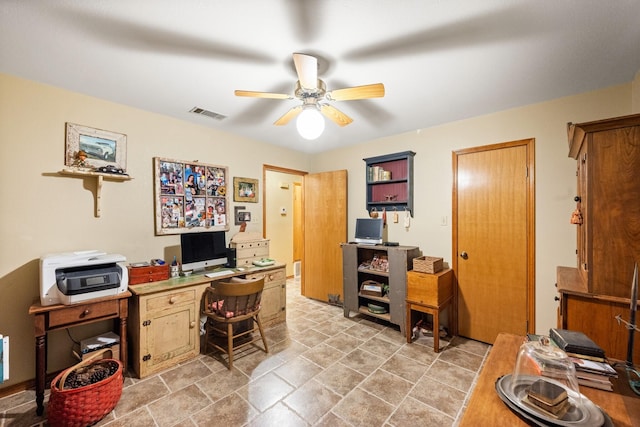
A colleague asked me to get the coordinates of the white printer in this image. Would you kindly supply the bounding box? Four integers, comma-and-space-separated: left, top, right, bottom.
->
40, 250, 129, 306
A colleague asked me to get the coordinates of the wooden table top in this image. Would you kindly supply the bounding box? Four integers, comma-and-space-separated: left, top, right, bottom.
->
459, 333, 640, 427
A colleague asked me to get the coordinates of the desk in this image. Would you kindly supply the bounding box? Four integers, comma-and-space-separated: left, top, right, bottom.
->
128, 263, 286, 378
28, 292, 131, 416
460, 333, 640, 427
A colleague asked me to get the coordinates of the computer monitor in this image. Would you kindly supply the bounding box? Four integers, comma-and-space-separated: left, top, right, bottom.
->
180, 231, 227, 272
354, 218, 384, 245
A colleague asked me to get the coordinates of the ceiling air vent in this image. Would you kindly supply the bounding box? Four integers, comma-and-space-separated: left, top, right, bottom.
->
189, 107, 227, 121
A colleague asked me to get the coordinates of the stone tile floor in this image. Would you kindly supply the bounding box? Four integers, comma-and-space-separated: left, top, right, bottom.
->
0, 278, 491, 427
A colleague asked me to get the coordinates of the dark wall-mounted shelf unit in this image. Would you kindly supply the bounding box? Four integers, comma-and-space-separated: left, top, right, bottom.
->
364, 151, 415, 217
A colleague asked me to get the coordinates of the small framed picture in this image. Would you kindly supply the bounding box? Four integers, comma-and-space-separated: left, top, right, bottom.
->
65, 123, 127, 171
233, 177, 259, 203
237, 211, 252, 223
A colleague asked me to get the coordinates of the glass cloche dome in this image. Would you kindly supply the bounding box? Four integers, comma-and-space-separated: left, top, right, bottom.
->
494, 336, 607, 425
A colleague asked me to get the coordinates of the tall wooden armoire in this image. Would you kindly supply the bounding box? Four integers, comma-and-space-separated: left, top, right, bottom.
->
557, 113, 640, 363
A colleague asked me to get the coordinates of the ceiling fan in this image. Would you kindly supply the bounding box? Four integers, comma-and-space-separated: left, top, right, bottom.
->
235, 53, 385, 138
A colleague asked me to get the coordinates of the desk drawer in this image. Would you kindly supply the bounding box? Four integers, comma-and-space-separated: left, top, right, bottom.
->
266, 268, 286, 285
247, 268, 285, 285
49, 300, 120, 328
232, 240, 269, 251
146, 289, 195, 312
236, 246, 269, 259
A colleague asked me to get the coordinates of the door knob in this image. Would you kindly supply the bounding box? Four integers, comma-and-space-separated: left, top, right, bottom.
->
460, 251, 468, 260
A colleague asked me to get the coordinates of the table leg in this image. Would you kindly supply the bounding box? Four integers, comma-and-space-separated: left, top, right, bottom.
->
118, 299, 128, 373
35, 334, 45, 416
447, 301, 454, 340
406, 303, 412, 343
433, 309, 440, 353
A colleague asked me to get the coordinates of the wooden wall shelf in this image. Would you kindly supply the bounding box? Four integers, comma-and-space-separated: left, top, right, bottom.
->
58, 169, 132, 217
364, 151, 415, 216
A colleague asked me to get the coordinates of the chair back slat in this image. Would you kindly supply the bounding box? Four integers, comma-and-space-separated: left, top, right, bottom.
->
205, 277, 265, 318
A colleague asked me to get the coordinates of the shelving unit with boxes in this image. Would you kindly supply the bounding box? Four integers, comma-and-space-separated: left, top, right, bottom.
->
342, 243, 420, 334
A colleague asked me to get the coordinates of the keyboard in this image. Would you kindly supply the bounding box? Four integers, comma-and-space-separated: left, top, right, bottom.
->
204, 270, 231, 279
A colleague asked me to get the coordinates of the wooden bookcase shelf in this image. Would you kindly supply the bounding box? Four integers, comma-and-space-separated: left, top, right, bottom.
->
364, 151, 415, 216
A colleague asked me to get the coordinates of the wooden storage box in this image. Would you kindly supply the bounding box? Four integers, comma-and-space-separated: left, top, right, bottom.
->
128, 265, 170, 285
413, 256, 443, 274
406, 269, 453, 306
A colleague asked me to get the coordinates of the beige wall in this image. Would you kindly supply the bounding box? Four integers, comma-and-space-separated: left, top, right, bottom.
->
0, 73, 311, 386
0, 71, 636, 389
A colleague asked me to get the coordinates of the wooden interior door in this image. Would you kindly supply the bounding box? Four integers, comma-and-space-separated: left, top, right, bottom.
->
453, 139, 535, 344
302, 170, 347, 302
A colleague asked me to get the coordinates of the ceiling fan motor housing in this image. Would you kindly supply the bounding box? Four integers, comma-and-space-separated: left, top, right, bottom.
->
295, 79, 326, 104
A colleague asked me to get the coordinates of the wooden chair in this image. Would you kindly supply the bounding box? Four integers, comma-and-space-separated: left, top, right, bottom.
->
202, 277, 268, 369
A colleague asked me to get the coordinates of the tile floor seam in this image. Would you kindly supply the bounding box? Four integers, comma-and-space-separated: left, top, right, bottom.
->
376, 358, 457, 425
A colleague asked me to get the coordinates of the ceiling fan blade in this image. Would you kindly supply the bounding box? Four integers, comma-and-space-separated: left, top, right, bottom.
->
274, 106, 303, 126
293, 53, 318, 90
234, 90, 292, 100
320, 104, 353, 127
326, 83, 385, 101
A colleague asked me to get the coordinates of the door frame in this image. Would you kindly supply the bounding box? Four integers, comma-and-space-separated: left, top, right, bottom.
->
263, 164, 308, 273
452, 138, 536, 336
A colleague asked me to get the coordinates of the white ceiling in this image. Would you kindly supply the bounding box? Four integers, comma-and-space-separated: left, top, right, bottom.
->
2, 0, 640, 154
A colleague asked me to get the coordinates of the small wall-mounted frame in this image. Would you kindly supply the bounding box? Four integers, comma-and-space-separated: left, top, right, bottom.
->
233, 177, 259, 203
154, 157, 229, 235
65, 123, 127, 171
234, 206, 246, 225
237, 211, 252, 223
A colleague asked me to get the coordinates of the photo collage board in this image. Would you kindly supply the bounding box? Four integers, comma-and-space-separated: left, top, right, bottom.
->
154, 157, 229, 235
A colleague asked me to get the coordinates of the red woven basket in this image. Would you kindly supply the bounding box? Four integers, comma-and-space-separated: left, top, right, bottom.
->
47, 350, 123, 427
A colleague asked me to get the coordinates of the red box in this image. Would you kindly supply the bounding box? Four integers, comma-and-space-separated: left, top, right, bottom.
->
127, 265, 170, 285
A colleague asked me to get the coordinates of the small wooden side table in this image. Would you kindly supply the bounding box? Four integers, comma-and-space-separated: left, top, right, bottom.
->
28, 292, 130, 416
406, 268, 454, 352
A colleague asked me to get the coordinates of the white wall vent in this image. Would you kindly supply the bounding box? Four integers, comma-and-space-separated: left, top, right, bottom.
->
189, 107, 227, 120
294, 261, 301, 278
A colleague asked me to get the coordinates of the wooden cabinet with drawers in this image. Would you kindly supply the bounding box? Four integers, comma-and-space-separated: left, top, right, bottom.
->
557, 113, 640, 363
231, 239, 270, 267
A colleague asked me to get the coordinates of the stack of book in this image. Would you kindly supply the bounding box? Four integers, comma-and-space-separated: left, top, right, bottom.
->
522, 378, 570, 418
549, 328, 617, 391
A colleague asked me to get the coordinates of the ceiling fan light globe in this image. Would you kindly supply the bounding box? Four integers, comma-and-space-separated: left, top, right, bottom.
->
296, 108, 325, 140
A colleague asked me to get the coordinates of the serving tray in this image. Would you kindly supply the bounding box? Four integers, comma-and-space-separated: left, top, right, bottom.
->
495, 374, 609, 427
